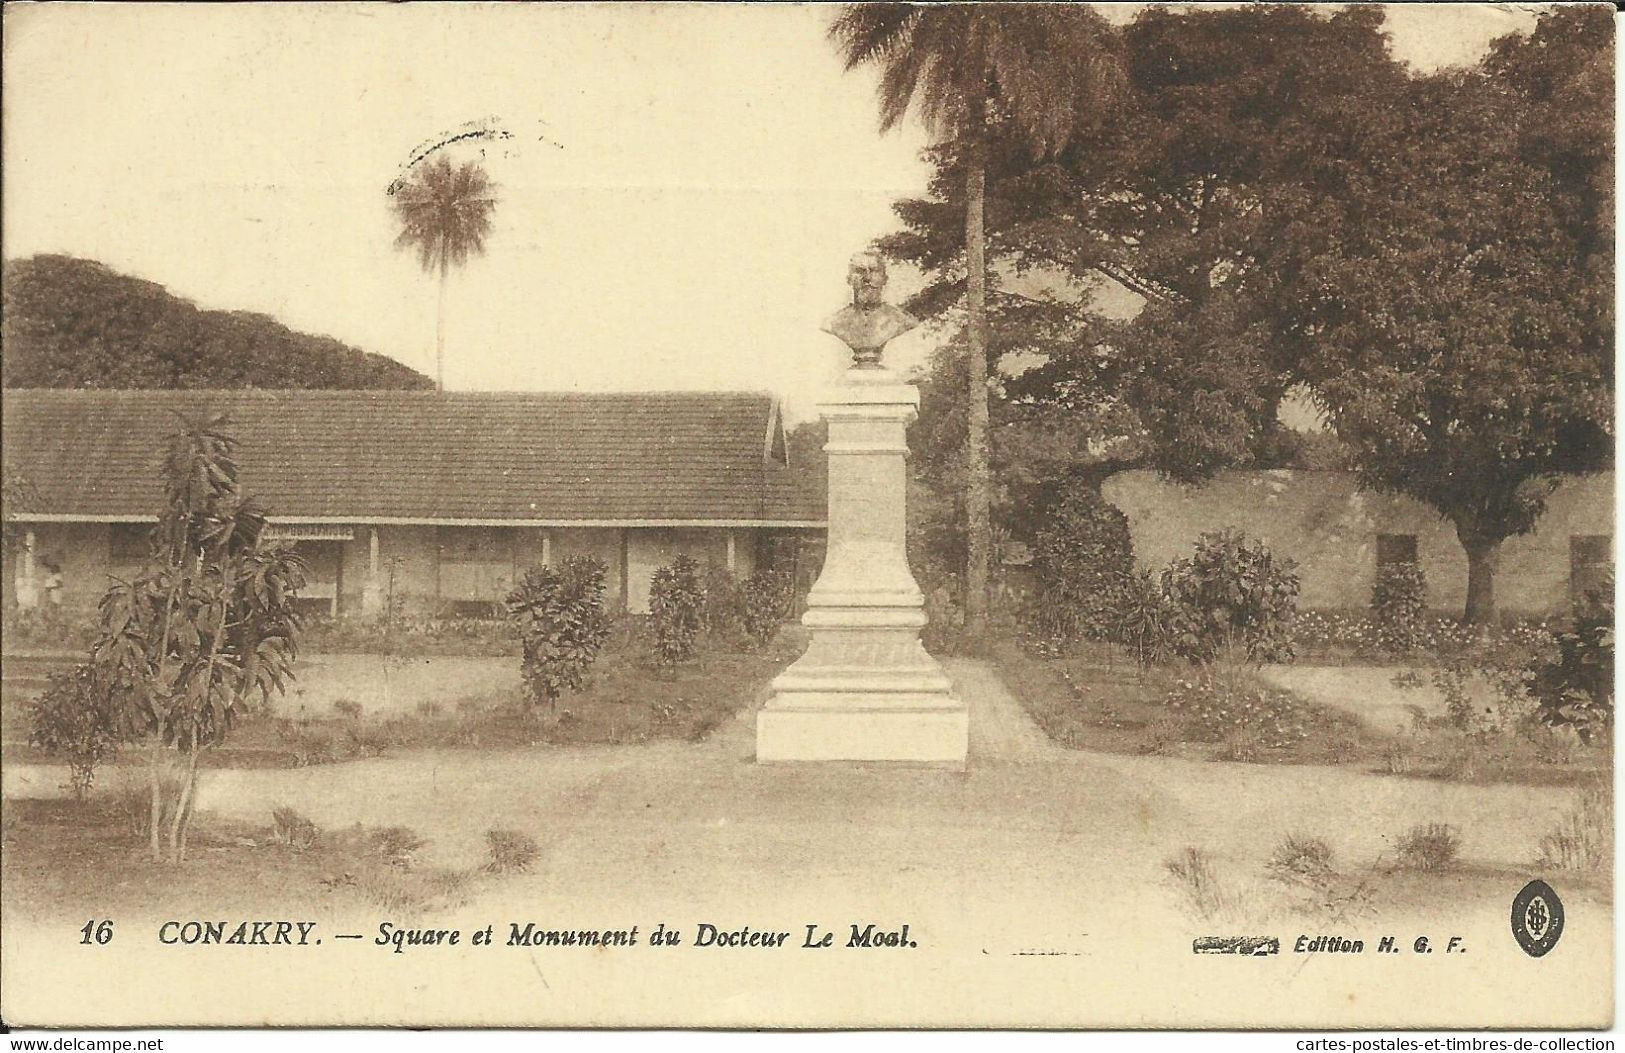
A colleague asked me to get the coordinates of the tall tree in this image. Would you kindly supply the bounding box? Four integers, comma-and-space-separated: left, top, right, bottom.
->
391, 155, 498, 392
830, 1, 1121, 640
887, 5, 1403, 480
1299, 8, 1613, 623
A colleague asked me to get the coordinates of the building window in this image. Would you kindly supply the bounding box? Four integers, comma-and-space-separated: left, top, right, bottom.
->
1376, 534, 1418, 567
436, 527, 516, 608
1570, 535, 1612, 605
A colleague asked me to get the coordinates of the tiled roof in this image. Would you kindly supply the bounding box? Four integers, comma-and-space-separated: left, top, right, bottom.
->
1, 389, 825, 525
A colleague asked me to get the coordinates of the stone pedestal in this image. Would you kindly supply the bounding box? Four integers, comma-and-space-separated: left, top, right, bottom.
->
756, 366, 967, 765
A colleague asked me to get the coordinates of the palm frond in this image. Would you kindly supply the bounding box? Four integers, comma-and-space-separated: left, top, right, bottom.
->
391, 154, 499, 275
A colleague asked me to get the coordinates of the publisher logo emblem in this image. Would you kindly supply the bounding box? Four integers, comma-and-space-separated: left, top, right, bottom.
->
1511, 879, 1564, 958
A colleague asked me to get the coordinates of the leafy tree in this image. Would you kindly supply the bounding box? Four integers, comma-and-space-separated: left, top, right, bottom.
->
882, 6, 1610, 623
505, 558, 612, 711
54, 416, 306, 862
1298, 8, 1613, 622
391, 155, 498, 392
831, 1, 1122, 642
1, 255, 432, 390
888, 5, 1403, 482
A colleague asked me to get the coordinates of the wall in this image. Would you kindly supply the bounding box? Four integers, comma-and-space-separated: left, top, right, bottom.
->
624, 527, 756, 612
1100, 469, 1614, 615
549, 527, 627, 607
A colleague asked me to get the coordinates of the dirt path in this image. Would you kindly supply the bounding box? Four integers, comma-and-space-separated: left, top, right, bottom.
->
4, 656, 1608, 1027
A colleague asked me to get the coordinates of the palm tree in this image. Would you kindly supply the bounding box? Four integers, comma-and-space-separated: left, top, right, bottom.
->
392, 154, 498, 391
831, 2, 1120, 641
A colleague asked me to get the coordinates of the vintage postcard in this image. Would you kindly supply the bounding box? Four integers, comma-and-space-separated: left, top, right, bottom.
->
0, 1, 1614, 1031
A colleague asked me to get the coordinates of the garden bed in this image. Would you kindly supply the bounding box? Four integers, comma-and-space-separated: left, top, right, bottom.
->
3, 631, 804, 772
988, 635, 1611, 786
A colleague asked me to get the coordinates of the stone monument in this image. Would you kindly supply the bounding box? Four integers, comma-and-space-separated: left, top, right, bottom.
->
756, 253, 968, 765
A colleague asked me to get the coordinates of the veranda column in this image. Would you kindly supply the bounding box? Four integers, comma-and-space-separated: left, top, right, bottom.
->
756, 253, 967, 765
15, 529, 39, 610
361, 527, 383, 616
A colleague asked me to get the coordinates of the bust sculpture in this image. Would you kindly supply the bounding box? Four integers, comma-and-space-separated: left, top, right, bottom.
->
823, 251, 918, 368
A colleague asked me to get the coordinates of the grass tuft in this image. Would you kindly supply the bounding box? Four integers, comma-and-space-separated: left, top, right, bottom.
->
1394, 822, 1461, 871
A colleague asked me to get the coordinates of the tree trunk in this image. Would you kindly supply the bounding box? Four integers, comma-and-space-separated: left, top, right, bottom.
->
435, 254, 449, 392
1458, 528, 1502, 625
173, 746, 202, 863
962, 82, 992, 645
147, 738, 164, 862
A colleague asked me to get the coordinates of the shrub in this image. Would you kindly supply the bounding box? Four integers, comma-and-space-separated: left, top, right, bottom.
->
1029, 490, 1135, 647
484, 829, 540, 874
333, 698, 363, 720
505, 557, 612, 709
1161, 530, 1299, 668
1111, 569, 1173, 671
1371, 561, 1428, 654
1528, 584, 1613, 743
701, 564, 743, 639
738, 568, 793, 648
270, 806, 320, 851
648, 554, 705, 669
343, 722, 393, 759
27, 665, 119, 800
1431, 632, 1541, 735
1394, 822, 1460, 870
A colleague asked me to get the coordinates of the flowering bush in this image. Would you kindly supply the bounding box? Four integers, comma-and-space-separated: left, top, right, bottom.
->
1292, 610, 1557, 662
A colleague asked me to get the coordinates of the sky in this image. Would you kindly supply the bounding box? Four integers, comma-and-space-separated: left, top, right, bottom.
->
3, 3, 1543, 419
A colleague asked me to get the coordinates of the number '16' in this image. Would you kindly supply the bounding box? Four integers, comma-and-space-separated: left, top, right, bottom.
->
80, 919, 113, 945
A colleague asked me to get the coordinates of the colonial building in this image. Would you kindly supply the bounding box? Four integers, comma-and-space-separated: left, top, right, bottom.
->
1102, 468, 1614, 615
2, 389, 825, 617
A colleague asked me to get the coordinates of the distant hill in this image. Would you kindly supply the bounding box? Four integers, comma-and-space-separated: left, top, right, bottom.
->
1, 255, 432, 390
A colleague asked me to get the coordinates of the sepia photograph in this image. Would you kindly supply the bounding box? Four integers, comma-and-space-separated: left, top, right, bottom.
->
0, 0, 1615, 1032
